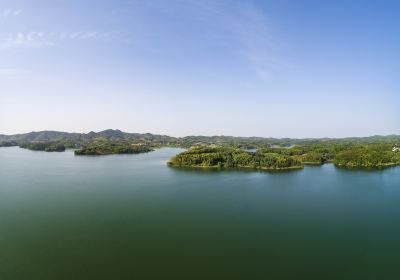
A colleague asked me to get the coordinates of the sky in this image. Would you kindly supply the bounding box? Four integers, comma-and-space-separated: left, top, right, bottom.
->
0, 0, 399, 138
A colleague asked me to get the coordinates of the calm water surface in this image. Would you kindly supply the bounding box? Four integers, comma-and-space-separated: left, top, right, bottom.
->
1, 147, 400, 279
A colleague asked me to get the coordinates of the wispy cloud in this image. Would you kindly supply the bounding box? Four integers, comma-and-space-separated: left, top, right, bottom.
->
230, 3, 289, 81
2, 8, 22, 18
142, 0, 285, 81
213, 1, 287, 80
0, 32, 54, 50
0, 31, 112, 51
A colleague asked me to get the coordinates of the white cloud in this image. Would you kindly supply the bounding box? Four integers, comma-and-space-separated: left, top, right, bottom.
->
2, 8, 22, 18
13, 9, 22, 16
59, 32, 67, 40
79, 31, 98, 40
206, 1, 285, 81
142, 0, 284, 81
0, 32, 54, 50
69, 32, 81, 39
0, 31, 112, 51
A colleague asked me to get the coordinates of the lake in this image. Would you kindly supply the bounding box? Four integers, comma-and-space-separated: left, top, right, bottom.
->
1, 147, 400, 279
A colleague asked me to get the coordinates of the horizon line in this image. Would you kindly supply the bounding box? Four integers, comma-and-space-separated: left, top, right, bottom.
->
1, 129, 399, 140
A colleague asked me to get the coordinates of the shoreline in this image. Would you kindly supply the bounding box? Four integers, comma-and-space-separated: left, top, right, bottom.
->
166, 162, 304, 171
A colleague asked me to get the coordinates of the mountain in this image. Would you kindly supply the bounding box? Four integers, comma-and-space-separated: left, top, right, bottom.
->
0, 129, 178, 145
1, 129, 399, 148
2, 131, 82, 142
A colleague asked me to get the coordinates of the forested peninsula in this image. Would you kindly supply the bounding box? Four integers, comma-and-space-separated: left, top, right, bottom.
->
19, 142, 66, 152
74, 141, 153, 155
168, 144, 400, 170
0, 129, 399, 169
167, 147, 303, 170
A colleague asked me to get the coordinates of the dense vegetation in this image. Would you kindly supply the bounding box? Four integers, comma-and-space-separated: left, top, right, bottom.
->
74, 141, 153, 155
334, 144, 400, 168
167, 147, 303, 170
168, 143, 400, 170
0, 129, 177, 147
1, 130, 399, 167
0, 141, 18, 147
19, 142, 66, 152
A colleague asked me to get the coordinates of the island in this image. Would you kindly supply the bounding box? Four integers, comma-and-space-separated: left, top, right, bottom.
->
74, 141, 154, 155
19, 142, 66, 152
1, 129, 399, 168
334, 144, 400, 168
168, 143, 400, 170
167, 147, 303, 170
0, 141, 18, 147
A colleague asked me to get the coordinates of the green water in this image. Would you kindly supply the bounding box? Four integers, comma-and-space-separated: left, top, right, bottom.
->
1, 147, 400, 279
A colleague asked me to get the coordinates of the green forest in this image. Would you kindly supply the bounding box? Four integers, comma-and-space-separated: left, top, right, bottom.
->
168, 147, 303, 170
168, 143, 400, 170
19, 142, 66, 152
1, 130, 399, 168
334, 144, 400, 168
74, 141, 153, 155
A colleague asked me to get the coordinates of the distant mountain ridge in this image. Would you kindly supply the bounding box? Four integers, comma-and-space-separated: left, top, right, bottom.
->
0, 129, 177, 143
0, 129, 399, 147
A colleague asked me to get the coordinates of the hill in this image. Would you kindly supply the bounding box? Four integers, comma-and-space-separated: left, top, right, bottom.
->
1, 130, 399, 148
0, 129, 178, 146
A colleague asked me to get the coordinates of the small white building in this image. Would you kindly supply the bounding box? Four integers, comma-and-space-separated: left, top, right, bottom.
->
393, 147, 400, 152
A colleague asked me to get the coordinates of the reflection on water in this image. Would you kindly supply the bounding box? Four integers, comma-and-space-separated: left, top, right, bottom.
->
168, 164, 304, 175
1, 147, 400, 279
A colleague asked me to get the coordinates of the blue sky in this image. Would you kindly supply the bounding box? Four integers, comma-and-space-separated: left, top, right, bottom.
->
0, 0, 399, 137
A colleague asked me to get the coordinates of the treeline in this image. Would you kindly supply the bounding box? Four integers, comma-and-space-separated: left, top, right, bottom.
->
19, 142, 66, 152
3, 130, 399, 167
257, 142, 400, 168
169, 143, 400, 170
0, 129, 178, 146
255, 145, 335, 165
334, 144, 400, 168
167, 147, 303, 170
74, 141, 153, 155
0, 141, 18, 147
4, 129, 399, 149
5, 137, 154, 155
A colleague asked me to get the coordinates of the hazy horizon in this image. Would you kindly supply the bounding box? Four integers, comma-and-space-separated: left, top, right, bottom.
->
1, 0, 399, 137
1, 128, 399, 140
